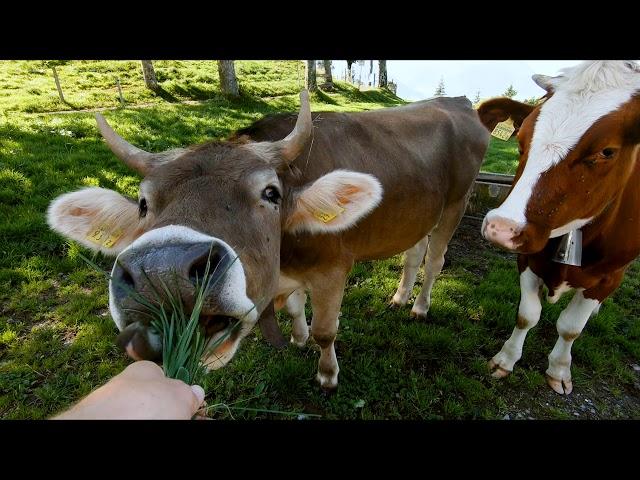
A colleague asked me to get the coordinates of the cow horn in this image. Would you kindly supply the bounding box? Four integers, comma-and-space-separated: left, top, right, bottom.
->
273, 89, 313, 163
257, 300, 289, 349
95, 113, 184, 175
532, 74, 557, 93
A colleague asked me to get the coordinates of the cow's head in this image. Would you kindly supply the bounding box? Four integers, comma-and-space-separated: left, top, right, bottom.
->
47, 91, 383, 368
478, 61, 640, 253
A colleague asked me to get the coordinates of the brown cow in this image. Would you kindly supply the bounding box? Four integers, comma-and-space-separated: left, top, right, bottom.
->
477, 60, 640, 394
47, 91, 489, 391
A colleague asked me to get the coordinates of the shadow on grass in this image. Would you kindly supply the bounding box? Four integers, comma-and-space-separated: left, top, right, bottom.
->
152, 86, 180, 103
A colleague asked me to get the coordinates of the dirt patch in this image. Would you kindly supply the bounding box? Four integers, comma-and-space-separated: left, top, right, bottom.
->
500, 372, 640, 420
445, 216, 515, 275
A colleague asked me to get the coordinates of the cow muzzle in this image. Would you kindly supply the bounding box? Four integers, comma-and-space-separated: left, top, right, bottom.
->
482, 211, 551, 254
482, 214, 524, 251
108, 225, 258, 367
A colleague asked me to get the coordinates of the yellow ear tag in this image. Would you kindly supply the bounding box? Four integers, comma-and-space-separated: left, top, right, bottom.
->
491, 118, 516, 141
87, 226, 124, 248
314, 206, 345, 223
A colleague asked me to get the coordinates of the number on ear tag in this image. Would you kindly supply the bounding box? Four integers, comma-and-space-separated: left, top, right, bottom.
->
491, 118, 515, 141
313, 206, 345, 223
87, 226, 124, 248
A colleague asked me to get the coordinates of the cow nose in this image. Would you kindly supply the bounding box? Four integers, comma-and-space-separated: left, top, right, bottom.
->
482, 214, 523, 251
110, 240, 233, 307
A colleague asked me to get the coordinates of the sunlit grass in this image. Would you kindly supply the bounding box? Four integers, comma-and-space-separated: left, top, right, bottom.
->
0, 60, 637, 419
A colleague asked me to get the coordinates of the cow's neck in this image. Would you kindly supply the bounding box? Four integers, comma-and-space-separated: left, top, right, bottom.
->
580, 155, 640, 272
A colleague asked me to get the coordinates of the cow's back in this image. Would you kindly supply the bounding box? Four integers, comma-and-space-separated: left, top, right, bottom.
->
235, 97, 489, 265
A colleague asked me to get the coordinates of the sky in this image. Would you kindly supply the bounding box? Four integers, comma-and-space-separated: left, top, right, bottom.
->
328, 60, 585, 101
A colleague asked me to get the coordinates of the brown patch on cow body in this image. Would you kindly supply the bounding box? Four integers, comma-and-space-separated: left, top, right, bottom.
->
516, 315, 529, 329
562, 332, 580, 342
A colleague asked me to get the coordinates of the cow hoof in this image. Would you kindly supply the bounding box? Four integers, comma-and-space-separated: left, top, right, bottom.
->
410, 309, 428, 321
488, 359, 511, 378
316, 372, 338, 394
320, 385, 338, 397
389, 297, 407, 308
290, 335, 309, 348
546, 374, 572, 395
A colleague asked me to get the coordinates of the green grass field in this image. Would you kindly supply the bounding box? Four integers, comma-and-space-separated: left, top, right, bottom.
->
1, 61, 638, 419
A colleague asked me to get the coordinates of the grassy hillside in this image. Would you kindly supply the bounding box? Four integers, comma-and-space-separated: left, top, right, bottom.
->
0, 61, 636, 419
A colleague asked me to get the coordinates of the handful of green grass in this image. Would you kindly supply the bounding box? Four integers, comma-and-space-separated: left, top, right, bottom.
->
80, 247, 241, 386
138, 250, 241, 386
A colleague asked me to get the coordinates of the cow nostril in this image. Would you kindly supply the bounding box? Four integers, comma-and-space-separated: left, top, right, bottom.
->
120, 268, 135, 289
113, 261, 136, 292
189, 251, 222, 285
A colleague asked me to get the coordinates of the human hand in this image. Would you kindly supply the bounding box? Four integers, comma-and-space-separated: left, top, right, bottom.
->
53, 361, 206, 420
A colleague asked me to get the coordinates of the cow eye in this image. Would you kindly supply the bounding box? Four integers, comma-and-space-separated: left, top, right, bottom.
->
262, 186, 281, 204
139, 198, 148, 218
600, 148, 617, 159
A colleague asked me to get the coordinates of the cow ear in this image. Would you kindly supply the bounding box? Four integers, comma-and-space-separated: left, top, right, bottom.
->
477, 98, 536, 134
284, 170, 383, 235
47, 187, 148, 255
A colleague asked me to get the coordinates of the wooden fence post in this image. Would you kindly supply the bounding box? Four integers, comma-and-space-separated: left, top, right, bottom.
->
116, 78, 125, 106
52, 66, 65, 103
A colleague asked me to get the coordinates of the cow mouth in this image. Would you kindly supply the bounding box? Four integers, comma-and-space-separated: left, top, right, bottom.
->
200, 313, 242, 346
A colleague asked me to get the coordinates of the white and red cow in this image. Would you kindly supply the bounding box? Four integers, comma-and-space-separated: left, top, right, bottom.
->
478, 60, 640, 394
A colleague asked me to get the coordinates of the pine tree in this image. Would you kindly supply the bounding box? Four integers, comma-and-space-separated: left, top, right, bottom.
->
503, 84, 517, 98
434, 77, 446, 97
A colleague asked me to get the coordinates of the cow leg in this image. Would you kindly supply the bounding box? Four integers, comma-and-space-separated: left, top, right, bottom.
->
391, 236, 429, 306
488, 267, 543, 378
309, 269, 348, 392
411, 198, 466, 319
286, 288, 309, 347
546, 290, 600, 395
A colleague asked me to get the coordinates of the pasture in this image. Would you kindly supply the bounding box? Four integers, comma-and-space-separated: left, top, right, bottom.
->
1, 61, 639, 419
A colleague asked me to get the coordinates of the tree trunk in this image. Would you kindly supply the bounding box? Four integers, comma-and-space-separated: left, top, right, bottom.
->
379, 60, 388, 88
51, 66, 65, 103
323, 60, 333, 87
347, 61, 353, 83
306, 60, 317, 92
141, 61, 159, 91
217, 60, 240, 97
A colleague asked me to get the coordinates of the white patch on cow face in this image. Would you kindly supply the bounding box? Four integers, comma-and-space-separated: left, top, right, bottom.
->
489, 61, 640, 227
108, 225, 258, 364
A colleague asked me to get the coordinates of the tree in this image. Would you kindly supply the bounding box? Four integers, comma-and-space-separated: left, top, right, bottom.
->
217, 60, 240, 97
434, 77, 446, 96
379, 60, 388, 88
524, 96, 540, 105
473, 90, 481, 104
346, 60, 356, 83
140, 61, 159, 91
503, 84, 517, 98
323, 60, 333, 88
306, 60, 317, 92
